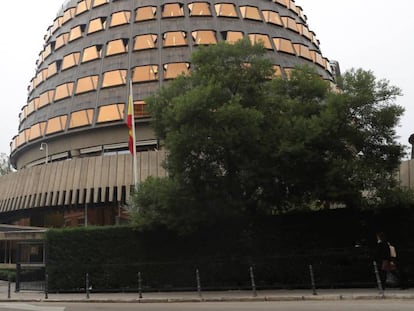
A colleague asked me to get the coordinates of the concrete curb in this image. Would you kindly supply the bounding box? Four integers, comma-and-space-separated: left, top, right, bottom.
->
1, 293, 414, 303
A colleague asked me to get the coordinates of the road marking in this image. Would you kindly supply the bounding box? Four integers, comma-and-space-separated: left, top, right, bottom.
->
0, 303, 65, 311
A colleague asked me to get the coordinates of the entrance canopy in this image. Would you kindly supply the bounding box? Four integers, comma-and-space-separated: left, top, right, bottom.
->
0, 224, 46, 241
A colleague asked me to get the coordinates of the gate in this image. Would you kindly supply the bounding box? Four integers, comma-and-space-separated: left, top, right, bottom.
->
15, 241, 46, 292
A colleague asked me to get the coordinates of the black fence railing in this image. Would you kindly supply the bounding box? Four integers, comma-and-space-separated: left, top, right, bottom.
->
45, 247, 414, 293
17, 266, 46, 292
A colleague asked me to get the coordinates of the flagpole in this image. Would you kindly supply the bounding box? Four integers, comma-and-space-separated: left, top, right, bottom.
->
129, 79, 138, 188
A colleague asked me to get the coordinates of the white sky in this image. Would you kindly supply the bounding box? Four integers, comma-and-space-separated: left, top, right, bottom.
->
0, 1, 412, 157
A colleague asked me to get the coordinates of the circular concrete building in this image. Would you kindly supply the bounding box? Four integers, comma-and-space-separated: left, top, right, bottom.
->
1, 0, 335, 227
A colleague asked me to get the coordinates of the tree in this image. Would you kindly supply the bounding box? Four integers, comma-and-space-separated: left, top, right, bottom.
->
0, 153, 12, 176
131, 40, 406, 232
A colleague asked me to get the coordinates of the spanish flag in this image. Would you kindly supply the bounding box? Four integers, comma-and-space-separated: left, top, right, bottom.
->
126, 82, 135, 155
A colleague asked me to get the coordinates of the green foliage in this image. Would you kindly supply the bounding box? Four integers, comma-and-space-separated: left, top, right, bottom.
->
0, 153, 12, 176
132, 40, 407, 232
44, 211, 414, 291
0, 268, 15, 281
130, 177, 202, 233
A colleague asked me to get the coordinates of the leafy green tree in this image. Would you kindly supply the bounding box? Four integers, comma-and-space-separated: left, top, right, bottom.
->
0, 153, 12, 176
130, 40, 406, 232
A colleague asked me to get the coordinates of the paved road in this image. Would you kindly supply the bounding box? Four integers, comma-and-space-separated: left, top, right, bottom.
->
1, 301, 414, 311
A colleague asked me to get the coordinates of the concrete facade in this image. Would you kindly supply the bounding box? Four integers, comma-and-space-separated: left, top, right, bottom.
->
398, 159, 414, 190
0, 150, 166, 225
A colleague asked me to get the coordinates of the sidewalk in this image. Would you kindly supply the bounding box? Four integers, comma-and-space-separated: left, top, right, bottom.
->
1, 284, 414, 303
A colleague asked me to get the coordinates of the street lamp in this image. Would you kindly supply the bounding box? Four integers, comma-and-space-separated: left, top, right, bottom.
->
40, 142, 49, 164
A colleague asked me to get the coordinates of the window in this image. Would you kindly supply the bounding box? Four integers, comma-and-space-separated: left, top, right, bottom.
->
88, 17, 107, 34
135, 6, 156, 21
275, 0, 288, 7
163, 63, 190, 79
163, 31, 188, 47
188, 2, 211, 16
55, 33, 69, 50
82, 45, 102, 63
36, 54, 44, 68
20, 106, 27, 122
110, 11, 131, 27
106, 39, 128, 56
18, 129, 30, 147
75, 75, 99, 94
38, 90, 55, 109
44, 30, 52, 45
27, 98, 39, 116
281, 16, 299, 33
54, 82, 74, 101
192, 30, 217, 45
262, 11, 283, 26
69, 109, 94, 128
33, 69, 47, 88
93, 0, 108, 8
11, 136, 18, 151
47, 61, 61, 79
240, 6, 262, 21
222, 31, 244, 43
296, 6, 305, 20
42, 43, 53, 60
289, 1, 299, 14
215, 3, 238, 17
134, 100, 149, 118
62, 52, 81, 70
134, 34, 157, 50
97, 104, 124, 123
297, 23, 312, 40
311, 31, 319, 47
69, 24, 86, 42
132, 65, 158, 82
51, 16, 63, 34
273, 38, 296, 55
310, 51, 324, 67
273, 65, 282, 77
76, 0, 92, 16
162, 3, 184, 18
62, 7, 76, 24
101, 69, 127, 88
29, 122, 46, 141
284, 67, 294, 79
293, 44, 312, 60
248, 34, 272, 49
46, 115, 68, 135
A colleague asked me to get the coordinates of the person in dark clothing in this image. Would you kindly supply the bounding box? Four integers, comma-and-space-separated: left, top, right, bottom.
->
375, 232, 391, 289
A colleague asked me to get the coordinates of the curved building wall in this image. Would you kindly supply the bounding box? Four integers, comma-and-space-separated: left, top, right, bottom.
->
0, 150, 166, 225
10, 0, 334, 169
3, 0, 337, 226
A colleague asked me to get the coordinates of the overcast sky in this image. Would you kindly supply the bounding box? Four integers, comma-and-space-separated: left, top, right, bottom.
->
0, 1, 412, 157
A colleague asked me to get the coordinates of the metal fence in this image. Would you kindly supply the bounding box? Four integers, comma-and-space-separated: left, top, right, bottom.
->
44, 247, 413, 294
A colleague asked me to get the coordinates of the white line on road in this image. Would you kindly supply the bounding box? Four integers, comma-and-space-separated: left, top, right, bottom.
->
0, 303, 65, 311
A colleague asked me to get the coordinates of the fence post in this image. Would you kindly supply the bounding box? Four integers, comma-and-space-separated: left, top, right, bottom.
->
308, 264, 317, 295
196, 268, 202, 298
249, 266, 257, 297
15, 263, 20, 293
7, 274, 11, 299
373, 261, 384, 295
44, 273, 48, 300
138, 272, 143, 299
86, 273, 90, 299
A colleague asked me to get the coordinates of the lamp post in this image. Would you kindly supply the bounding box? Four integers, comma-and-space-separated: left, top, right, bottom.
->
40, 142, 49, 164
409, 134, 414, 160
